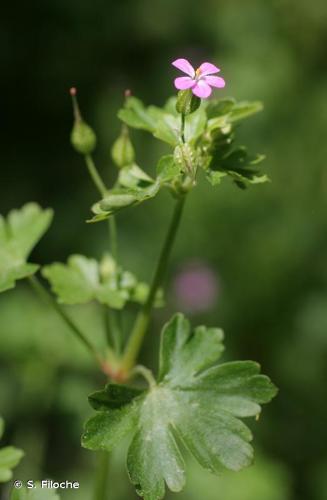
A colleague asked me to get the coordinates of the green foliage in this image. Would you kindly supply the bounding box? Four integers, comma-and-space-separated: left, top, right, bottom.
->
10, 483, 60, 499
0, 417, 24, 483
42, 253, 158, 309
82, 313, 277, 500
88, 164, 163, 222
0, 203, 53, 293
90, 95, 266, 222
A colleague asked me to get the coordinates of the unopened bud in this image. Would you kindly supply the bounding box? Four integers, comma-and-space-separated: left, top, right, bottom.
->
70, 88, 97, 155
111, 126, 135, 168
176, 89, 201, 115
174, 143, 195, 177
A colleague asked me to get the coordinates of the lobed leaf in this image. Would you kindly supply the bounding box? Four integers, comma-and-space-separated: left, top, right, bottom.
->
119, 96, 207, 147
0, 417, 24, 483
0, 203, 53, 292
82, 313, 277, 500
42, 254, 155, 309
207, 146, 268, 189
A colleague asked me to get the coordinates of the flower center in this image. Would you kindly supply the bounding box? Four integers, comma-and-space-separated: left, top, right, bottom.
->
195, 67, 202, 80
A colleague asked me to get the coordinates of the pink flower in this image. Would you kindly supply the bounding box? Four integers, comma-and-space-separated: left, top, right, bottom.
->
172, 58, 225, 99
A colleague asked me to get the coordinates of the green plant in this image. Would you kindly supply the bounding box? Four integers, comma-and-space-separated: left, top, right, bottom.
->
1, 62, 277, 499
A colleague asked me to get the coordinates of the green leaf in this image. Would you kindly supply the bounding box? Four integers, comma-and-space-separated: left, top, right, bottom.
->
10, 483, 60, 499
89, 384, 144, 411
153, 114, 180, 146
206, 98, 263, 125
206, 170, 227, 186
0, 203, 53, 293
207, 147, 268, 189
228, 101, 263, 123
0, 447, 24, 482
89, 184, 160, 222
42, 254, 156, 309
82, 313, 277, 500
117, 164, 154, 190
88, 162, 162, 223
0, 417, 24, 483
117, 97, 158, 132
206, 98, 236, 119
99, 191, 138, 211
118, 96, 207, 147
184, 107, 207, 144
82, 384, 143, 451
206, 99, 263, 137
156, 156, 181, 182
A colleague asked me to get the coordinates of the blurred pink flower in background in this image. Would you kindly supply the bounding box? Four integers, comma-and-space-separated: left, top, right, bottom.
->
172, 58, 225, 98
173, 260, 219, 314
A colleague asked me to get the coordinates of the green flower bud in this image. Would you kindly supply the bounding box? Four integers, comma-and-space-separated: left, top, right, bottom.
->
70, 87, 97, 155
176, 89, 201, 115
111, 126, 135, 168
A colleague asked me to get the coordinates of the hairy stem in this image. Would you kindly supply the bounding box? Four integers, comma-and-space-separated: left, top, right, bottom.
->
93, 451, 110, 500
121, 197, 186, 373
28, 275, 101, 363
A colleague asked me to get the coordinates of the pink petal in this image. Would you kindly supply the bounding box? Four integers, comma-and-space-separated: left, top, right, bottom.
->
174, 76, 196, 90
198, 62, 220, 76
172, 58, 195, 77
192, 80, 212, 99
204, 75, 226, 88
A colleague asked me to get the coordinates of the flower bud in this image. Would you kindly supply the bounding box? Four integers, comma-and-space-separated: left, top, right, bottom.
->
176, 89, 201, 115
70, 88, 97, 155
111, 126, 135, 168
100, 254, 117, 280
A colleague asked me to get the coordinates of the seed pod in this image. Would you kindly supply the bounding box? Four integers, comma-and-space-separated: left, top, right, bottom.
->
70, 87, 97, 155
111, 126, 135, 168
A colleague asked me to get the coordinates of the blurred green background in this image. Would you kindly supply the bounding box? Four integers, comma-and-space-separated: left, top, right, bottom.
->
1, 0, 327, 498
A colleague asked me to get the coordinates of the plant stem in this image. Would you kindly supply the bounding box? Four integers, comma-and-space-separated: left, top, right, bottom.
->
83, 153, 122, 354
93, 451, 110, 500
121, 197, 186, 373
132, 365, 156, 389
84, 154, 107, 196
108, 308, 122, 354
181, 113, 186, 143
83, 154, 118, 257
28, 275, 100, 363
109, 217, 118, 261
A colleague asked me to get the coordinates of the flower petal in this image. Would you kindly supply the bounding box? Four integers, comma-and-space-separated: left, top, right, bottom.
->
204, 75, 226, 88
172, 58, 195, 77
192, 80, 212, 99
199, 62, 220, 76
174, 77, 196, 90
